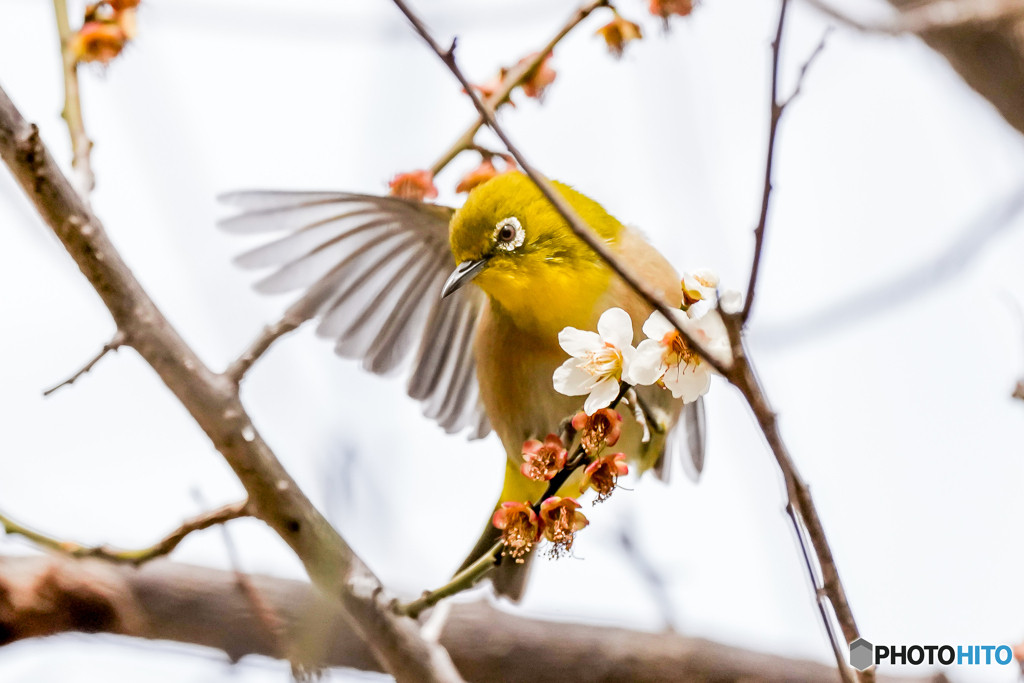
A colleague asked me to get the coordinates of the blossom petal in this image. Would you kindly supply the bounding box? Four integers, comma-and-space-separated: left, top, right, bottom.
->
629, 339, 667, 385
558, 327, 603, 357
641, 311, 674, 340
663, 365, 712, 403
597, 308, 633, 350
553, 358, 598, 395
719, 289, 743, 314
584, 377, 621, 415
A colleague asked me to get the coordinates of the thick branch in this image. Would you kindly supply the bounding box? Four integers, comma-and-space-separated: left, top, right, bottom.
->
0, 555, 950, 683
0, 500, 251, 566
0, 85, 462, 683
52, 0, 94, 199
805, 0, 1024, 36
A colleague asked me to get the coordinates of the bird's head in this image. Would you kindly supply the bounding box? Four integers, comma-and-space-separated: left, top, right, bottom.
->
444, 172, 622, 328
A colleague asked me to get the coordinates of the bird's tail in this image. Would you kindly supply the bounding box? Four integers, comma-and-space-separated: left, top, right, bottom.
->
455, 459, 561, 602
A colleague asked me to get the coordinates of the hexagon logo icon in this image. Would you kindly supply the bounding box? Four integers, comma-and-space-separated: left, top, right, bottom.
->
849, 638, 873, 671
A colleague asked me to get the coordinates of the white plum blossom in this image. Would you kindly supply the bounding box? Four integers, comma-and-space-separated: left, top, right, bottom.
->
553, 308, 635, 415
681, 269, 720, 309
628, 308, 731, 403
719, 289, 743, 314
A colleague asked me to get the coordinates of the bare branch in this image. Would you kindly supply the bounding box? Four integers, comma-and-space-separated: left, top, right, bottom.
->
0, 499, 251, 566
43, 330, 125, 396
429, 0, 609, 177
804, 0, 1024, 35
0, 555, 951, 683
742, 0, 829, 323
0, 86, 464, 683
396, 541, 502, 618
390, 0, 731, 377
52, 0, 94, 199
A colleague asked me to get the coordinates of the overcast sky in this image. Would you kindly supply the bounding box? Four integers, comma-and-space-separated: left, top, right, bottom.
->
2, 0, 1024, 681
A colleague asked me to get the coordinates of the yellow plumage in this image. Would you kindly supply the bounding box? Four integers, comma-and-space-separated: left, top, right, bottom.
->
221, 170, 695, 602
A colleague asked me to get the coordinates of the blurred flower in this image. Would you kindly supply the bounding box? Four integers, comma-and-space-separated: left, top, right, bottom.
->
108, 0, 140, 10
388, 170, 437, 202
553, 308, 635, 414
571, 408, 623, 456
468, 69, 509, 104
649, 0, 694, 20
520, 434, 568, 481
681, 269, 719, 309
539, 497, 588, 557
70, 21, 127, 64
596, 14, 643, 58
491, 501, 541, 563
580, 452, 628, 502
518, 52, 557, 100
630, 308, 730, 402
456, 158, 499, 194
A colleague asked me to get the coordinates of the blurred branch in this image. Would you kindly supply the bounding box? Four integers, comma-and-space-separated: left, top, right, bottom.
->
391, 3, 864, 681
804, 0, 1024, 35
429, 0, 610, 177
754, 185, 1024, 350
0, 554, 952, 683
742, 0, 829, 322
0, 499, 251, 566
42, 330, 125, 396
0, 86, 463, 683
52, 0, 94, 199
1014, 380, 1024, 400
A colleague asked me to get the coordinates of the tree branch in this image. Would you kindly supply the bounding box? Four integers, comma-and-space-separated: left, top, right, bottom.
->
52, 0, 94, 200
42, 330, 125, 396
0, 555, 951, 683
396, 541, 502, 619
428, 0, 609, 177
0, 499, 251, 566
0, 85, 463, 683
804, 0, 1024, 36
742, 0, 828, 322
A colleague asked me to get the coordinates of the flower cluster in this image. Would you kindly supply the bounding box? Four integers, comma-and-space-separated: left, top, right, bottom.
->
553, 270, 738, 410
492, 497, 589, 561
70, 1, 139, 65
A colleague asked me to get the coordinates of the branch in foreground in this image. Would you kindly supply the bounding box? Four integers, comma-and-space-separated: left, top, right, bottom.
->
0, 500, 250, 566
42, 330, 125, 396
0, 555, 951, 683
52, 0, 93, 199
0, 87, 463, 683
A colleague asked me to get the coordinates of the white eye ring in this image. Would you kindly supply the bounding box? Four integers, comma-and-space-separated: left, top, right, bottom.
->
493, 217, 525, 251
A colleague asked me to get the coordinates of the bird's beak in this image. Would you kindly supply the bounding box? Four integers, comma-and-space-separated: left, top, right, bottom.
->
442, 257, 489, 298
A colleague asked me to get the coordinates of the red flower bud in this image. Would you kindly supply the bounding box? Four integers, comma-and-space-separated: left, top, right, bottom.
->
388, 170, 438, 202
596, 15, 643, 58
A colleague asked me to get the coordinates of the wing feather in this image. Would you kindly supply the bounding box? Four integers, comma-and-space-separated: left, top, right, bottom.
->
218, 190, 491, 439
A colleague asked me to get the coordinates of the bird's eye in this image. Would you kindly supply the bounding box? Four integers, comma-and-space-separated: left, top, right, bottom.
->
493, 217, 525, 251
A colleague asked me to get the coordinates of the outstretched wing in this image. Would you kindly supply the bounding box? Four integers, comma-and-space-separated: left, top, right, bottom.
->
218, 190, 491, 439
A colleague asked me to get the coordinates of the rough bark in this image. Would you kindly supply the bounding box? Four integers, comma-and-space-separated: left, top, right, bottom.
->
0, 554, 947, 683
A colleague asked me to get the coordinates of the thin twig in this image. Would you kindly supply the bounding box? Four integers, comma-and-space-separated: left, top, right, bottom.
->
428, 0, 609, 177
742, 0, 829, 323
53, 0, 94, 199
43, 330, 125, 396
391, 0, 730, 377
803, 0, 1024, 35
0, 499, 251, 566
396, 541, 503, 618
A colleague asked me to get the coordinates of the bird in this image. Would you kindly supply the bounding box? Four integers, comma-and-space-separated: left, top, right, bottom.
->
219, 170, 706, 600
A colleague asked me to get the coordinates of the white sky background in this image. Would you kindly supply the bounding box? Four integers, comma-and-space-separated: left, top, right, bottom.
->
2, 0, 1024, 681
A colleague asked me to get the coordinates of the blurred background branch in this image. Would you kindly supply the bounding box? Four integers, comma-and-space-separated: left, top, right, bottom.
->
0, 554, 951, 683
51, 0, 93, 200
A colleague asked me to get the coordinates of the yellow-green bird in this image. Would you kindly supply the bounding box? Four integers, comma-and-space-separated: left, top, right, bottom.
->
219, 171, 705, 600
